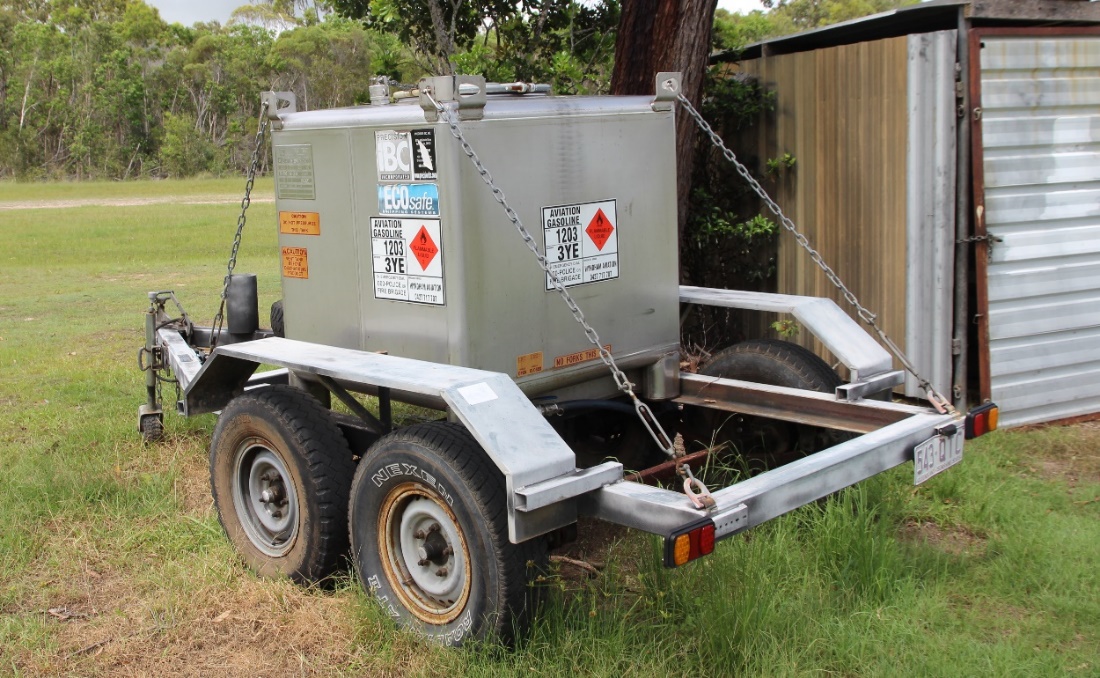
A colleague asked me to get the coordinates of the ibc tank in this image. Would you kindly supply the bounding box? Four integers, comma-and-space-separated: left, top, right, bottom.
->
271, 75, 681, 401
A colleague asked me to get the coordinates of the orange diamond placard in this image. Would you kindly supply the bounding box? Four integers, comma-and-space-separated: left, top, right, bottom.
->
409, 225, 439, 270
585, 208, 614, 251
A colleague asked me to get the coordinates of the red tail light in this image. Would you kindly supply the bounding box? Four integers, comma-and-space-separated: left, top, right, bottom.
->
965, 402, 999, 440
664, 519, 716, 567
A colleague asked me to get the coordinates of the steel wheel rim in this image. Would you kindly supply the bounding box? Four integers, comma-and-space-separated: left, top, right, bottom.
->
378, 482, 472, 625
231, 437, 299, 557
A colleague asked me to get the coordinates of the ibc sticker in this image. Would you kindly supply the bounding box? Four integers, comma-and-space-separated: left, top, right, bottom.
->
377, 183, 439, 216
542, 199, 618, 290
370, 217, 445, 305
375, 129, 437, 182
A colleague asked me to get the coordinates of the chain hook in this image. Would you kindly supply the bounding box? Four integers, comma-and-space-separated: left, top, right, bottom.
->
678, 463, 716, 510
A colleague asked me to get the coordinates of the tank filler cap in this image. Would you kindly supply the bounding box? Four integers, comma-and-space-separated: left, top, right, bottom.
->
653, 72, 682, 112
369, 76, 392, 106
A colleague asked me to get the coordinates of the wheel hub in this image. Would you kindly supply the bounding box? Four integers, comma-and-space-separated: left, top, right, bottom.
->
379, 483, 472, 625
231, 440, 299, 557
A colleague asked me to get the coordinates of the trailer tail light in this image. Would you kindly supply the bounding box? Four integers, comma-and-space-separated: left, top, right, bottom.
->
965, 402, 999, 440
664, 519, 716, 567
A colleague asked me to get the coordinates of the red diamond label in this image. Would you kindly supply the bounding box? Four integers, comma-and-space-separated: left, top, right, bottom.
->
586, 209, 614, 251
409, 225, 439, 270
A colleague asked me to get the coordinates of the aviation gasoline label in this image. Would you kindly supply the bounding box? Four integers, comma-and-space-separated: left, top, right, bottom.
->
370, 217, 445, 306
541, 199, 618, 290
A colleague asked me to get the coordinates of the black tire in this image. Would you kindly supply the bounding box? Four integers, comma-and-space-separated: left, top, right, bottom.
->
699, 339, 843, 456
140, 414, 164, 444
349, 422, 545, 646
210, 385, 355, 583
270, 299, 285, 338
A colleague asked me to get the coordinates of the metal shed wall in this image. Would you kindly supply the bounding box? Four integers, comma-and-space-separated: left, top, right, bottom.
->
739, 32, 957, 398
977, 33, 1100, 427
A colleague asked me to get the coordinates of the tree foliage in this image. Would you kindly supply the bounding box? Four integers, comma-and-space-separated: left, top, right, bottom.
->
328, 0, 618, 90
0, 0, 397, 179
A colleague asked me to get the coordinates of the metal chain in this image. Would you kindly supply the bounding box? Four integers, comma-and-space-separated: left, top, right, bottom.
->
211, 100, 271, 351
425, 91, 681, 462
675, 89, 957, 416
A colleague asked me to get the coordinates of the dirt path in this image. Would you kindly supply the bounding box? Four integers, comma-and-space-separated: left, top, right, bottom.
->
0, 195, 274, 211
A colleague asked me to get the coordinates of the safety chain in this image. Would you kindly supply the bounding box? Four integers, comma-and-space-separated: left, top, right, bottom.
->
424, 91, 688, 472
675, 89, 956, 416
210, 100, 271, 352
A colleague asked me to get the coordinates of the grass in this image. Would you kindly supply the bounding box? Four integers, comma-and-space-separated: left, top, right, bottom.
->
1, 178, 1098, 676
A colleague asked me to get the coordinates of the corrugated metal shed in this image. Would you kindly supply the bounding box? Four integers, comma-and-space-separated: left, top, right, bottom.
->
725, 1, 1100, 426
977, 34, 1100, 426
738, 32, 957, 399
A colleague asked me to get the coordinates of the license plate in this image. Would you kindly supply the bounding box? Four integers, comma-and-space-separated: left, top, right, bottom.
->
913, 428, 964, 485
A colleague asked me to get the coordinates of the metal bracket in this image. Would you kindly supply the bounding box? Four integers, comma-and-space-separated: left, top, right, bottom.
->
260, 91, 296, 129
835, 370, 906, 402
514, 462, 623, 512
419, 75, 487, 122
653, 72, 682, 112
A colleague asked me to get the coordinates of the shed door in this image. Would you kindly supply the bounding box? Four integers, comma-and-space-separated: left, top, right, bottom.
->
977, 32, 1100, 427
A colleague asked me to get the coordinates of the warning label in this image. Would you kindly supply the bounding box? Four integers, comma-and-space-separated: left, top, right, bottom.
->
370, 217, 444, 305
279, 211, 320, 235
282, 247, 309, 279
554, 345, 611, 369
375, 129, 437, 182
542, 199, 618, 290
516, 351, 544, 378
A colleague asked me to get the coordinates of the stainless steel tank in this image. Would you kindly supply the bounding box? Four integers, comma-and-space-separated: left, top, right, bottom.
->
271, 76, 681, 400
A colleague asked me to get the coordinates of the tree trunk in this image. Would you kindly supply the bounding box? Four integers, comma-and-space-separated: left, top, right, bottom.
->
611, 0, 717, 275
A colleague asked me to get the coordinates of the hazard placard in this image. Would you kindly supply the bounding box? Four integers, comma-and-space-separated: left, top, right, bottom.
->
279, 211, 320, 235
281, 247, 309, 279
370, 217, 445, 305
542, 199, 618, 290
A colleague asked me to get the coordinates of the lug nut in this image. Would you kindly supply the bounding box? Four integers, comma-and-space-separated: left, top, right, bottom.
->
271, 510, 282, 519
442, 546, 454, 556
418, 558, 430, 567
435, 567, 448, 577
413, 529, 426, 539
427, 523, 440, 534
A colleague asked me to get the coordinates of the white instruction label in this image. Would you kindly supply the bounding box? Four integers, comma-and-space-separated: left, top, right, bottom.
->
542, 199, 618, 290
457, 382, 498, 406
371, 217, 445, 305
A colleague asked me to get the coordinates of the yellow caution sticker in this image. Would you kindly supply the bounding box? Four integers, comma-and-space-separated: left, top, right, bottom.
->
553, 345, 611, 369
282, 247, 309, 279
279, 211, 321, 235
516, 351, 544, 378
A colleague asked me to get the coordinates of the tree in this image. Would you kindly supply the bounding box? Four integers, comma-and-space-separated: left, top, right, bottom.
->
611, 0, 718, 254
762, 0, 918, 32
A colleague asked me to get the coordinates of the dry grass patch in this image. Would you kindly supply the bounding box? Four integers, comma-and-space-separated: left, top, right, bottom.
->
900, 520, 987, 557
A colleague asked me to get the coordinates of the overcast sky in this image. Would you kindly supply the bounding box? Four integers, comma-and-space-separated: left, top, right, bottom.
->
145, 0, 770, 28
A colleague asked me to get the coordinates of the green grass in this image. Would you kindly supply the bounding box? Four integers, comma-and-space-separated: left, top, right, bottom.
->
0, 177, 274, 202
1, 180, 1098, 675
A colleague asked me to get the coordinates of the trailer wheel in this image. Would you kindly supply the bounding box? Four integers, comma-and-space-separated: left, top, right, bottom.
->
270, 300, 285, 337
210, 385, 354, 583
349, 422, 545, 646
699, 339, 844, 457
